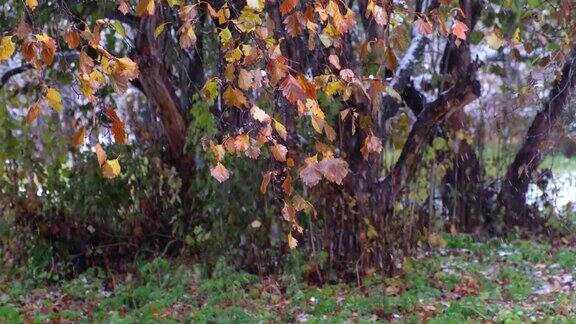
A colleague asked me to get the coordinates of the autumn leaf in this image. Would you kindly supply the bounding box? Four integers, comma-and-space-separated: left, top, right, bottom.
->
63, 27, 80, 49
25, 103, 41, 124
95, 143, 107, 166
328, 54, 341, 70
282, 172, 292, 195
110, 57, 140, 94
201, 78, 219, 100
223, 86, 247, 109
118, 0, 130, 14
35, 33, 57, 65
271, 143, 288, 162
260, 171, 274, 194
414, 17, 433, 36
485, 29, 503, 50
287, 232, 298, 249
280, 0, 298, 15
0, 36, 16, 61
105, 107, 127, 144
279, 74, 306, 103
267, 55, 288, 85
299, 158, 322, 187
26, 0, 38, 10
452, 20, 468, 41
250, 106, 271, 123
283, 12, 305, 37
238, 68, 253, 91
361, 133, 383, 160
135, 0, 155, 16
72, 127, 86, 149
45, 88, 62, 112
317, 157, 349, 184
274, 120, 288, 140
178, 23, 197, 48
210, 162, 230, 183
102, 159, 121, 179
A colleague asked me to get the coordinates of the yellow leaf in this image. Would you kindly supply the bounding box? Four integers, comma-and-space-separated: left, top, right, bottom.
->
135, 0, 155, 16
95, 143, 107, 166
485, 29, 503, 50
0, 36, 16, 61
273, 119, 288, 140
25, 103, 41, 124
26, 0, 38, 10
45, 88, 62, 112
287, 233, 298, 249
201, 78, 219, 100
102, 158, 121, 179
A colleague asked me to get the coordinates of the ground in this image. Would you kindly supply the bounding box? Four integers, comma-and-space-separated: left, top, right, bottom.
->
1, 234, 576, 323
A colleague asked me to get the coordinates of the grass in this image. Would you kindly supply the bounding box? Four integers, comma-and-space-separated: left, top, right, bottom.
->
1, 235, 576, 323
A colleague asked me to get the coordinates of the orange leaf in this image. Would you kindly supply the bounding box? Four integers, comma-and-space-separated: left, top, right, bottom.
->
283, 12, 305, 37
280, 0, 298, 15
282, 172, 292, 195
223, 86, 248, 109
270, 143, 288, 162
25, 103, 41, 124
95, 143, 107, 166
260, 171, 274, 194
105, 107, 127, 144
63, 27, 80, 49
210, 162, 230, 183
452, 20, 468, 40
279, 74, 306, 103
135, 0, 155, 16
72, 127, 86, 149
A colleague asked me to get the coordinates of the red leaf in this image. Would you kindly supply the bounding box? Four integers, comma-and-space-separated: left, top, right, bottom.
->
452, 20, 468, 40
279, 74, 306, 103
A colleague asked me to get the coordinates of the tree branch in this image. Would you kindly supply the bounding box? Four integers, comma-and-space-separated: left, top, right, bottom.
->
0, 64, 33, 90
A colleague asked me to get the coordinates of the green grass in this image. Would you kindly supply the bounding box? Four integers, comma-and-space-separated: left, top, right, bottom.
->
1, 236, 576, 323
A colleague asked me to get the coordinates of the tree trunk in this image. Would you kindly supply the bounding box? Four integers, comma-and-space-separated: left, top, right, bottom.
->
498, 49, 576, 228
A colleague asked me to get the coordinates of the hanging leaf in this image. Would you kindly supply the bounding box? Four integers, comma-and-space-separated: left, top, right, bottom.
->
270, 143, 288, 162
26, 0, 38, 10
102, 159, 122, 179
299, 157, 322, 187
452, 20, 468, 41
414, 17, 433, 36
280, 0, 298, 15
72, 127, 86, 149
317, 157, 349, 184
273, 120, 288, 140
279, 74, 306, 103
45, 88, 62, 112
287, 232, 298, 249
135, 0, 155, 16
223, 86, 247, 108
95, 143, 107, 166
210, 162, 230, 182
260, 171, 274, 194
0, 36, 16, 61
105, 107, 127, 144
25, 103, 41, 124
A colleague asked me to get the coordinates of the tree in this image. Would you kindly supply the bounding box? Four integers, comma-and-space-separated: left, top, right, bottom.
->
1, 0, 575, 275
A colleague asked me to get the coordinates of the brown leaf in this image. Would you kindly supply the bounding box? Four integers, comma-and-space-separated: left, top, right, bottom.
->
238, 68, 253, 91
283, 12, 305, 37
72, 127, 86, 149
317, 157, 349, 184
270, 143, 288, 162
63, 27, 80, 49
280, 0, 298, 15
223, 86, 248, 108
414, 17, 433, 36
279, 74, 306, 103
210, 162, 230, 183
299, 160, 322, 187
25, 103, 41, 124
282, 172, 292, 195
95, 143, 107, 166
260, 171, 274, 194
105, 107, 127, 144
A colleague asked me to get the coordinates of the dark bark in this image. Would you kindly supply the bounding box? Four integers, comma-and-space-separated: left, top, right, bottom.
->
135, 4, 190, 170
498, 49, 576, 228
